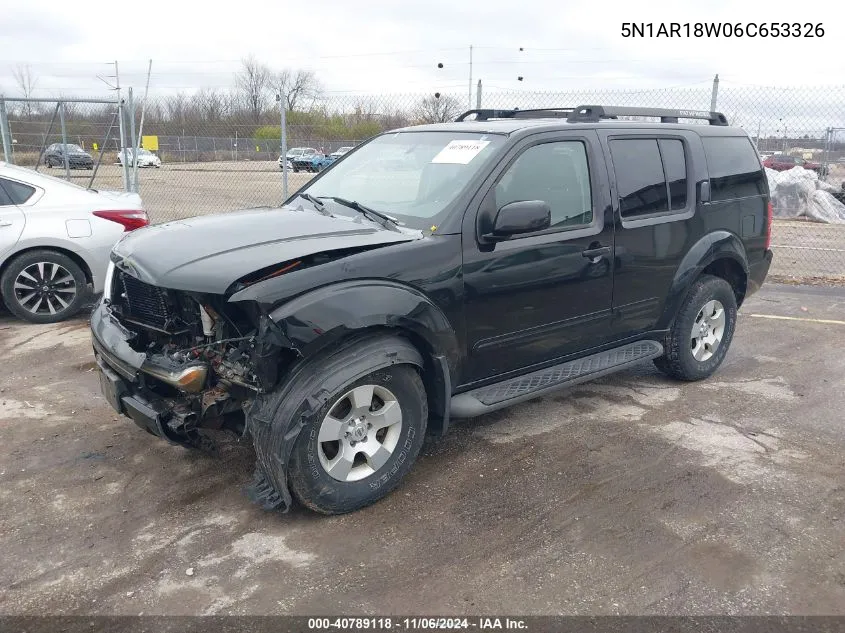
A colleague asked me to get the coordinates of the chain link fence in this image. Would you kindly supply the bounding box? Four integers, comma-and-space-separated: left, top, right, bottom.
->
2, 84, 844, 281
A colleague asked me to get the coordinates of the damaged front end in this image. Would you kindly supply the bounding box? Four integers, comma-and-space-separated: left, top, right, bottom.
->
91, 262, 293, 453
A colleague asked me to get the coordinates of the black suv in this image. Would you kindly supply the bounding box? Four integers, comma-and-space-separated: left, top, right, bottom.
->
91, 105, 773, 515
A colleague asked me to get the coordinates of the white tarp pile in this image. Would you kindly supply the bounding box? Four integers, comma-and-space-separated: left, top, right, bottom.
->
765, 166, 845, 224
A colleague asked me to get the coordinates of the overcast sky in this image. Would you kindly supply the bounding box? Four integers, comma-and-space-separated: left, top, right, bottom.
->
0, 0, 839, 100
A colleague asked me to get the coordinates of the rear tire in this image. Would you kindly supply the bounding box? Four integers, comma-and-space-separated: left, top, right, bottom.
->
0, 250, 88, 324
653, 274, 737, 381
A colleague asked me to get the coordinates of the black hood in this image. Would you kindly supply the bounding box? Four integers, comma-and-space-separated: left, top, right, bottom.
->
112, 206, 421, 294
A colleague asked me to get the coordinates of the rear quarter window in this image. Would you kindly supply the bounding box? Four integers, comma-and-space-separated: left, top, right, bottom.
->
702, 136, 765, 201
0, 178, 36, 205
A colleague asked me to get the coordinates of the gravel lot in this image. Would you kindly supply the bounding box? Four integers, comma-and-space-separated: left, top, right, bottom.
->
1, 283, 844, 615
50, 161, 845, 281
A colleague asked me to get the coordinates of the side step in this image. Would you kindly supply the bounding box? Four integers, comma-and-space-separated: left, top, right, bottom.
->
450, 340, 663, 418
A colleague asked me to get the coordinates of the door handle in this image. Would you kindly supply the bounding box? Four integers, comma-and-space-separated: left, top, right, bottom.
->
581, 245, 611, 262
0, 221, 14, 227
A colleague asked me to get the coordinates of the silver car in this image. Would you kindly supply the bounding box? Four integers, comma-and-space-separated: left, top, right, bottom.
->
0, 162, 148, 323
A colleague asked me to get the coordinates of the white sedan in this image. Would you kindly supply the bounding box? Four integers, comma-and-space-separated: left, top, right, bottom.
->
0, 162, 148, 323
118, 148, 162, 168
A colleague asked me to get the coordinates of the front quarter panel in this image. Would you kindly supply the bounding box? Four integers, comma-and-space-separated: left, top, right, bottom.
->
265, 279, 461, 377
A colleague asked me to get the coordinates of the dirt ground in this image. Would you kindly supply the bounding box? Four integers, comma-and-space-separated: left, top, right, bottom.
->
1, 283, 844, 616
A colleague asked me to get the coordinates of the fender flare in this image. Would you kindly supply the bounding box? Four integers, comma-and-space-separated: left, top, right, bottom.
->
266, 279, 460, 435
658, 231, 749, 329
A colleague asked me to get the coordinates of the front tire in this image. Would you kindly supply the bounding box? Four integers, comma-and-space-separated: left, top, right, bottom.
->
1, 249, 89, 323
653, 274, 737, 381
251, 336, 428, 515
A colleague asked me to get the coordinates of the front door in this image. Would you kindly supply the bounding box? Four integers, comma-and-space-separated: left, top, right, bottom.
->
461, 130, 615, 384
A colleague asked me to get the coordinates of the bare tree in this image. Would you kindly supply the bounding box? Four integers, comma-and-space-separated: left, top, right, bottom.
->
413, 94, 461, 124
236, 55, 271, 123
273, 69, 322, 111
165, 92, 189, 129
12, 64, 38, 119
192, 88, 229, 122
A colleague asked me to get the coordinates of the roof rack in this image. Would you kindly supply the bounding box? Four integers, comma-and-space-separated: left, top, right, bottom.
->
566, 105, 728, 126
454, 107, 575, 122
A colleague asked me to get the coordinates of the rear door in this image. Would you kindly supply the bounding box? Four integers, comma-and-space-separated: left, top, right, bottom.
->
598, 129, 703, 337
0, 177, 30, 260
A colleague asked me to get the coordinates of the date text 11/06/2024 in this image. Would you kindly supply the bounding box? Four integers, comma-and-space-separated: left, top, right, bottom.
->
621, 22, 824, 37
308, 618, 528, 630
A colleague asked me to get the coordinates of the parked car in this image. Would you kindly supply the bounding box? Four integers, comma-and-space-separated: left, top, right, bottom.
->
43, 143, 94, 170
291, 149, 332, 172
330, 146, 354, 159
277, 156, 294, 171
91, 105, 772, 516
0, 162, 148, 323
763, 154, 822, 172
285, 147, 318, 161
118, 148, 162, 168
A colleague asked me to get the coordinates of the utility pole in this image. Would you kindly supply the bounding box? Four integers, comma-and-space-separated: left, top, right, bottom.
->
710, 73, 719, 112
133, 59, 153, 194
468, 45, 473, 110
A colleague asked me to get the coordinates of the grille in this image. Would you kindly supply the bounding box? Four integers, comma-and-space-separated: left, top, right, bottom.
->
118, 271, 171, 329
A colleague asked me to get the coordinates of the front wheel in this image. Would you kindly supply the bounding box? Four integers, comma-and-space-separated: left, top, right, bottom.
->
653, 274, 737, 381
251, 336, 428, 515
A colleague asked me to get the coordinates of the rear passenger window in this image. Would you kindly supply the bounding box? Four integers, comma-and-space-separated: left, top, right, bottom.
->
610, 138, 688, 219
0, 178, 35, 205
702, 136, 765, 201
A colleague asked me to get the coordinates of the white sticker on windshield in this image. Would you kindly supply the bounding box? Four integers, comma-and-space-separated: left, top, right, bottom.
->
431, 139, 491, 164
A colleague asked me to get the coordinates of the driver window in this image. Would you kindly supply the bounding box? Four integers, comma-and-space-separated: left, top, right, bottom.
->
495, 141, 593, 229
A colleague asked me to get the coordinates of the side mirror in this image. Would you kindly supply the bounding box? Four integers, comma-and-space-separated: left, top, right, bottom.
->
487, 200, 551, 240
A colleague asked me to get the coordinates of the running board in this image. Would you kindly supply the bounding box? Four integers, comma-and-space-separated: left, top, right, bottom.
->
449, 340, 663, 418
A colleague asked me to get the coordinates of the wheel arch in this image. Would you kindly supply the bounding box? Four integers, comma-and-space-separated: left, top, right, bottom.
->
262, 280, 460, 436
0, 244, 94, 286
658, 231, 749, 329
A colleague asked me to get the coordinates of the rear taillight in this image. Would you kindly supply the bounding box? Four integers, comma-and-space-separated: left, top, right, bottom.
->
93, 209, 149, 232
764, 200, 773, 250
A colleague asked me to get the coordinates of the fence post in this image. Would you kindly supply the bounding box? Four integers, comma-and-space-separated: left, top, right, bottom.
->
0, 97, 12, 163
118, 99, 130, 192
128, 88, 139, 193
476, 80, 482, 109
59, 101, 70, 181
278, 91, 288, 201
710, 74, 719, 112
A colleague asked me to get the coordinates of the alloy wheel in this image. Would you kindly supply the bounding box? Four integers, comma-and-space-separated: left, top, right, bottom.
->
690, 299, 725, 362
317, 384, 403, 482
12, 261, 78, 316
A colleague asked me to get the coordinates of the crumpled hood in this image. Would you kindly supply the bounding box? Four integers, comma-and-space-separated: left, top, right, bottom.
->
111, 206, 420, 294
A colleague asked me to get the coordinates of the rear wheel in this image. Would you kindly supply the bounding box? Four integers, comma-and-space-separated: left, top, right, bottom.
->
0, 250, 88, 323
653, 274, 737, 381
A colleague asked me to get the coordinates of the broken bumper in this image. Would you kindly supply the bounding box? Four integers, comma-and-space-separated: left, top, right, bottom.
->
90, 302, 204, 444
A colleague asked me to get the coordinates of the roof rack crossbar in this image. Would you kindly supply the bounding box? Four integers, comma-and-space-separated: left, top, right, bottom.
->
566, 105, 729, 126
454, 107, 576, 122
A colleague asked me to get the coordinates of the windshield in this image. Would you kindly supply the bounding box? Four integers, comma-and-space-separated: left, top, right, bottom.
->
303, 131, 504, 226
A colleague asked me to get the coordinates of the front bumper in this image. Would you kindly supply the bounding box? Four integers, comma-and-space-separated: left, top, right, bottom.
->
90, 302, 205, 444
